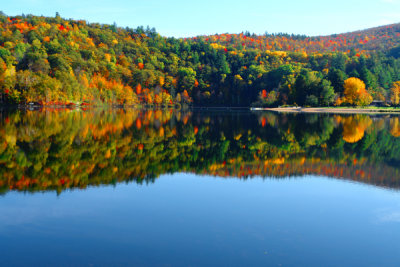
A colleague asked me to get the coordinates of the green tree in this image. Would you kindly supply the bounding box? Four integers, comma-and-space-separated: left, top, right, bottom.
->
320, 79, 335, 106
178, 67, 196, 92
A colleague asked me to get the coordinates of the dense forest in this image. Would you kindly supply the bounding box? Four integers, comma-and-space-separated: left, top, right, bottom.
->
1, 12, 400, 107
1, 109, 400, 194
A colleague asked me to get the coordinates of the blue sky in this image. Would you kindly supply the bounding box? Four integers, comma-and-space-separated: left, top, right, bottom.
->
3, 0, 400, 37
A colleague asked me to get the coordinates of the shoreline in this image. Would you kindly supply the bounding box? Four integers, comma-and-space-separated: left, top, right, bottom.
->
2, 104, 400, 114
251, 107, 400, 114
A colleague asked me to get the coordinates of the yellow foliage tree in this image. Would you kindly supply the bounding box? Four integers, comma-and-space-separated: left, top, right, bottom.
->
161, 91, 172, 104
390, 81, 400, 106
104, 53, 111, 62
343, 77, 373, 106
159, 76, 165, 86
89, 74, 136, 104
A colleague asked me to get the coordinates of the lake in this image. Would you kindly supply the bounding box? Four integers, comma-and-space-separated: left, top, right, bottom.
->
1, 109, 400, 266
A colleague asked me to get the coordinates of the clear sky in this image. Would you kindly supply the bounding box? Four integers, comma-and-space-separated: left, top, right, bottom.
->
2, 0, 400, 37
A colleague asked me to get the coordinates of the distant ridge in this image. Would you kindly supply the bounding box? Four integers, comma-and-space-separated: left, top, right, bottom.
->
191, 23, 400, 54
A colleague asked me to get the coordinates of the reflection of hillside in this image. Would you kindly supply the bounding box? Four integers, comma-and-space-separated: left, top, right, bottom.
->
207, 160, 400, 189
0, 109, 399, 193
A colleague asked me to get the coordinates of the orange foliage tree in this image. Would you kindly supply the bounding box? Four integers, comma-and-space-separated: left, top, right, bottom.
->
136, 83, 142, 95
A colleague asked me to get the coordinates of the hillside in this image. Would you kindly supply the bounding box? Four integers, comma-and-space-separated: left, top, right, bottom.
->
195, 23, 400, 55
0, 13, 400, 107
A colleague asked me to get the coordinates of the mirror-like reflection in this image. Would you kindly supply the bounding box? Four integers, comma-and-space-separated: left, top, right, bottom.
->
1, 108, 400, 193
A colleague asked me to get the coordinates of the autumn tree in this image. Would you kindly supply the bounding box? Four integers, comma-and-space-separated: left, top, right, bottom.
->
136, 83, 142, 95
343, 77, 373, 106
390, 81, 400, 106
255, 89, 279, 107
181, 90, 192, 103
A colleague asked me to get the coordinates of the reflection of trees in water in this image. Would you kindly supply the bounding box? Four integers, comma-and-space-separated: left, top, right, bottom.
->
390, 117, 400, 137
0, 109, 400, 194
337, 115, 373, 143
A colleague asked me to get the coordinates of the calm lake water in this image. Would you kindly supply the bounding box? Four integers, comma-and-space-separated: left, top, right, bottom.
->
1, 109, 400, 266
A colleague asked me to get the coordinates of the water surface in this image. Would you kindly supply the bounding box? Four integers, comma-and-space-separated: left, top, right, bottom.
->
1, 109, 400, 266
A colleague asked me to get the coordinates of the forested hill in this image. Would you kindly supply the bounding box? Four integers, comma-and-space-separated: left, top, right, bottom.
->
196, 23, 400, 55
1, 13, 400, 107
